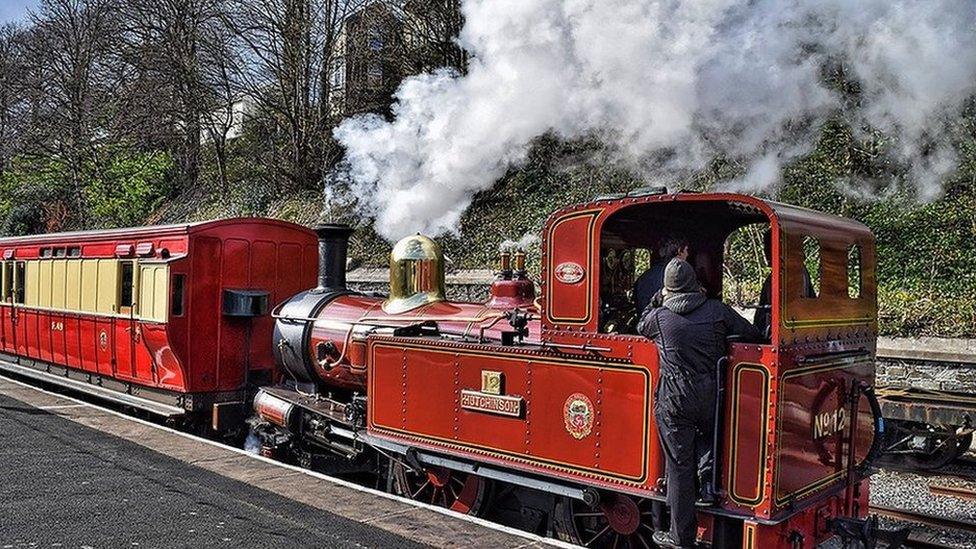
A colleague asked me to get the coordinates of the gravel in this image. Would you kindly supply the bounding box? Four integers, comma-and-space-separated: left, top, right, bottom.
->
871, 466, 976, 548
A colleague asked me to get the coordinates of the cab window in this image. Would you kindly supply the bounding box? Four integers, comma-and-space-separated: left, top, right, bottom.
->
801, 236, 821, 298
847, 244, 861, 299
722, 224, 770, 311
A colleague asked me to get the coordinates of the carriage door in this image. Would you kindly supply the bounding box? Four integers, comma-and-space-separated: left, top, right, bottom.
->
13, 261, 26, 357
0, 260, 7, 351
115, 260, 138, 380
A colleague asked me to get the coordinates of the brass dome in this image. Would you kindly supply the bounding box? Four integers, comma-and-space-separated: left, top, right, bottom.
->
382, 234, 446, 314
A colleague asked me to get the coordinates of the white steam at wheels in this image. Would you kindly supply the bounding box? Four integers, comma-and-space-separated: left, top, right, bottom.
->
334, 0, 976, 241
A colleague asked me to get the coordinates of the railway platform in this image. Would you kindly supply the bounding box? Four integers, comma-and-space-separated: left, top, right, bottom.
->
0, 375, 562, 549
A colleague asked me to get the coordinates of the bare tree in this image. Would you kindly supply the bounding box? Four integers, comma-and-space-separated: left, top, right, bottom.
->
21, 0, 121, 221
396, 0, 465, 75
122, 0, 227, 191
198, 14, 241, 191
223, 0, 367, 192
0, 24, 26, 176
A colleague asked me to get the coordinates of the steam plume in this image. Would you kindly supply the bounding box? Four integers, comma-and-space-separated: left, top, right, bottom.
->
500, 233, 542, 253
335, 0, 976, 240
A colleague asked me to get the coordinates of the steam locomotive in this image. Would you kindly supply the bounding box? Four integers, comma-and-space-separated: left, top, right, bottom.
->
0, 191, 892, 548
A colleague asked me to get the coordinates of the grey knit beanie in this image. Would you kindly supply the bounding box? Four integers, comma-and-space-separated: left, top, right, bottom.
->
664, 258, 700, 294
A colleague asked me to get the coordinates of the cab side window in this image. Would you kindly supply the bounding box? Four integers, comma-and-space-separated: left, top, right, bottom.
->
801, 236, 821, 298
847, 244, 861, 299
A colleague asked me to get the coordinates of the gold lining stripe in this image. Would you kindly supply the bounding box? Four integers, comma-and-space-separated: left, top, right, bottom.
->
783, 316, 875, 329
367, 340, 651, 485
0, 303, 166, 325
744, 523, 757, 549
545, 210, 600, 325
727, 363, 770, 506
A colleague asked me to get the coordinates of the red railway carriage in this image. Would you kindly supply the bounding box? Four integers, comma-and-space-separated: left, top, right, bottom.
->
256, 190, 889, 548
0, 219, 317, 422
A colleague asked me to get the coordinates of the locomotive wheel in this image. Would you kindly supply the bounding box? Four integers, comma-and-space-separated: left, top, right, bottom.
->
553, 493, 656, 548
389, 462, 490, 515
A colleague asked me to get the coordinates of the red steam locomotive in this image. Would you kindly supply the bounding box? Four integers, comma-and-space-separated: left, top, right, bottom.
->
0, 191, 891, 548
259, 190, 889, 547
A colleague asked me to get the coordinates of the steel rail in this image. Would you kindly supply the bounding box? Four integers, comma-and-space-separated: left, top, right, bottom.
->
928, 484, 976, 500
872, 505, 976, 534
904, 535, 971, 549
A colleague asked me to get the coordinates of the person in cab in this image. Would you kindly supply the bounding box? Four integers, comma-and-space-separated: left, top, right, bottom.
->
637, 258, 762, 549
634, 236, 690, 313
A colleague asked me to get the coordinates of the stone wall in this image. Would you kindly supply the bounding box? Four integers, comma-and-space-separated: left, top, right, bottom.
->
876, 337, 976, 392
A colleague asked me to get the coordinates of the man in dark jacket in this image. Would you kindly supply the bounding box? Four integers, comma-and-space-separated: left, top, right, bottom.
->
638, 258, 762, 549
634, 237, 690, 313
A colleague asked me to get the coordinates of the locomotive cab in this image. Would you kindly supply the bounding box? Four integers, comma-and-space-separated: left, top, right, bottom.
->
538, 192, 882, 546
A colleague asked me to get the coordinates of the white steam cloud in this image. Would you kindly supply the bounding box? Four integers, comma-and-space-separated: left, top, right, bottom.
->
335, 0, 976, 240
500, 233, 542, 253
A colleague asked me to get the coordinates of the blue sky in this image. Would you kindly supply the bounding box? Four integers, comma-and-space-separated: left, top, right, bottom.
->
1, 0, 37, 24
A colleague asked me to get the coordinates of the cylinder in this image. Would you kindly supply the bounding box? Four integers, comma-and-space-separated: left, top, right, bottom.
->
254, 390, 296, 430
313, 223, 354, 291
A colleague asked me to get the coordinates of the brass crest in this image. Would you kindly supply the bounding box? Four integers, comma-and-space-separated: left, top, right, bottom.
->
481, 371, 503, 395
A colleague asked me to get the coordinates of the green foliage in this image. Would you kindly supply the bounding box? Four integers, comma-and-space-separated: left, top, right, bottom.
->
0, 156, 73, 235
84, 150, 174, 228
0, 150, 172, 235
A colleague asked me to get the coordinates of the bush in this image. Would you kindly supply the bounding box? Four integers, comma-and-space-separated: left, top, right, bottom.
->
84, 149, 174, 228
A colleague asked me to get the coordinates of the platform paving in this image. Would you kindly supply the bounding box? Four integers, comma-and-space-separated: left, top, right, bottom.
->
0, 376, 559, 549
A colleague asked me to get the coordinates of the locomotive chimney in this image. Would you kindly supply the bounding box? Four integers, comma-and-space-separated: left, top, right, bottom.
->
312, 223, 354, 292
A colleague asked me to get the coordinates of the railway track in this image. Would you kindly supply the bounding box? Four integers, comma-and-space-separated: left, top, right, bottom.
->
872, 505, 976, 548
928, 484, 976, 500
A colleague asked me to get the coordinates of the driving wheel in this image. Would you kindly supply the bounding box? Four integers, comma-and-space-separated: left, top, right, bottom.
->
389, 461, 491, 515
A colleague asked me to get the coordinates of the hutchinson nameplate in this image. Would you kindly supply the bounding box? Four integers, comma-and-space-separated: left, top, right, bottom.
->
460, 389, 524, 418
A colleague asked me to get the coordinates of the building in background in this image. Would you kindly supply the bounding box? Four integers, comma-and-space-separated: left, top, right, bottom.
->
327, 0, 465, 120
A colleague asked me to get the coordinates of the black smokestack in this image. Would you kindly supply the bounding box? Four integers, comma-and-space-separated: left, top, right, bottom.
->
313, 223, 354, 291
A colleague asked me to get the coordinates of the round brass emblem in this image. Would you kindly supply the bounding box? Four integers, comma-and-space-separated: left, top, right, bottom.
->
564, 393, 594, 439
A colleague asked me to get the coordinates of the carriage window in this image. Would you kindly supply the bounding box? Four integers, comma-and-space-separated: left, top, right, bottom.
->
801, 236, 821, 298
171, 274, 186, 317
54, 247, 67, 258
1, 262, 10, 301
39, 247, 53, 258
67, 247, 81, 258
847, 244, 861, 299
14, 262, 25, 304
119, 261, 135, 309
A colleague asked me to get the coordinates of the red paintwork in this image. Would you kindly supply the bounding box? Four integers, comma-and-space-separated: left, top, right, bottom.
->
0, 219, 317, 399
297, 192, 877, 546
487, 274, 537, 310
